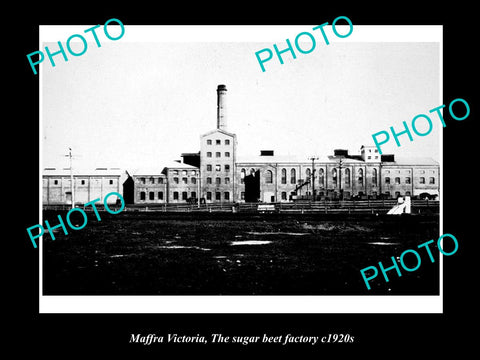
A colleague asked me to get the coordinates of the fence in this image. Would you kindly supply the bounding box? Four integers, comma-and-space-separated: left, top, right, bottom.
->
43, 199, 439, 214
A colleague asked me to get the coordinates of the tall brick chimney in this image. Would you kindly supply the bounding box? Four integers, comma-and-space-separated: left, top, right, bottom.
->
216, 84, 227, 130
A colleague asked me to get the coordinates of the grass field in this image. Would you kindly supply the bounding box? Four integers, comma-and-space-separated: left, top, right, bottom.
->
42, 211, 440, 295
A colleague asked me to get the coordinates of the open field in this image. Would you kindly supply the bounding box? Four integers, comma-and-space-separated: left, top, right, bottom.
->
43, 212, 440, 295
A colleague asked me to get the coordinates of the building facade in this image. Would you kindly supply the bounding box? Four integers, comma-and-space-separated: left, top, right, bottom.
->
43, 85, 440, 205
43, 168, 124, 205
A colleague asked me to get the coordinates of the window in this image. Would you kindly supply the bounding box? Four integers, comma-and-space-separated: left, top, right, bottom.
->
207, 177, 212, 184
216, 139, 221, 145
429, 177, 435, 184
158, 177, 164, 184
173, 192, 179, 200
207, 164, 212, 171
290, 168, 296, 184
158, 191, 163, 200
225, 152, 230, 157
420, 177, 425, 184
372, 168, 378, 185
207, 192, 212, 200
319, 169, 324, 186
191, 170, 196, 176
265, 170, 273, 184
191, 191, 196, 199
149, 192, 154, 200
374, 156, 379, 160
225, 177, 230, 184
395, 191, 401, 198
395, 177, 401, 184
207, 152, 212, 158
241, 168, 246, 184
332, 168, 337, 186
191, 177, 196, 184
215, 165, 221, 171
374, 149, 378, 153
406, 191, 411, 196
173, 170, 179, 175
367, 156, 371, 160
182, 170, 187, 176
173, 177, 179, 184
215, 192, 221, 201
182, 177, 188, 184
306, 168, 311, 179
345, 168, 350, 185
149, 177, 154, 184
140, 191, 146, 200
81, 180, 85, 185
140, 177, 146, 184
216, 152, 221, 158
224, 192, 230, 201
182, 192, 188, 200
225, 139, 230, 145
281, 168, 287, 184
405, 177, 411, 184
420, 170, 425, 174
207, 139, 212, 145
225, 164, 230, 172
216, 177, 221, 185
385, 177, 390, 184
358, 169, 364, 186
281, 191, 287, 200
54, 179, 59, 185
241, 192, 245, 200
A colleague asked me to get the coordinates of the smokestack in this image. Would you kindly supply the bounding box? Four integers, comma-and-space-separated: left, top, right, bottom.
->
216, 84, 227, 130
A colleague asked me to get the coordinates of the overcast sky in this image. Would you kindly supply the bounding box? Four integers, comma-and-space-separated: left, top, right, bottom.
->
41, 26, 441, 171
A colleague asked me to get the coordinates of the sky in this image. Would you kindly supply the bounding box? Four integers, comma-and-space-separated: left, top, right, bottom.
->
41, 25, 441, 171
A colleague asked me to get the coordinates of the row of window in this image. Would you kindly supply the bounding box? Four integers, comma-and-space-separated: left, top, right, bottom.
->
206, 164, 230, 172
171, 170, 197, 176
206, 192, 230, 200
140, 191, 165, 200
384, 177, 435, 185
139, 177, 164, 184
240, 168, 436, 186
172, 177, 197, 185
206, 177, 230, 185
51, 179, 115, 185
206, 152, 230, 158
206, 139, 230, 145
139, 191, 198, 201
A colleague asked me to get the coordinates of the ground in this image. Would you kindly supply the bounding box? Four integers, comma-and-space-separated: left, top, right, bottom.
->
42, 211, 440, 295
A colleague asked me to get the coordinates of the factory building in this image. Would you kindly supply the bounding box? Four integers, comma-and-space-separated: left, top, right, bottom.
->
42, 85, 440, 206
42, 167, 124, 205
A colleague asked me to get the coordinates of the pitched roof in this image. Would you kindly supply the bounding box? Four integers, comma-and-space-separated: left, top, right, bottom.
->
383, 157, 439, 166
43, 168, 123, 176
236, 154, 365, 165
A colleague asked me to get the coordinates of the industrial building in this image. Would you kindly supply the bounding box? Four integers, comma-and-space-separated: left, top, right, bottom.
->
42, 85, 440, 206
42, 167, 124, 205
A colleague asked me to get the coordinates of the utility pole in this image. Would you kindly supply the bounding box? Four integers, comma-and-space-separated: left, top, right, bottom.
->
309, 156, 319, 201
66, 148, 75, 209
336, 157, 345, 200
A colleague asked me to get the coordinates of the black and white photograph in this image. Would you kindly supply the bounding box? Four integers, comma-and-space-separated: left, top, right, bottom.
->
38, 25, 442, 313
16, 5, 476, 356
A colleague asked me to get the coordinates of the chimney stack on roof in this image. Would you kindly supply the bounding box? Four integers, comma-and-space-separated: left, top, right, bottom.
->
216, 84, 227, 130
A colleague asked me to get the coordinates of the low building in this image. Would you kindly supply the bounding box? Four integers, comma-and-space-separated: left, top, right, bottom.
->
43, 168, 124, 205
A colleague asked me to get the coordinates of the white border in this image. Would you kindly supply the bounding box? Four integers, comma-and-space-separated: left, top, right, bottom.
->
39, 25, 443, 314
